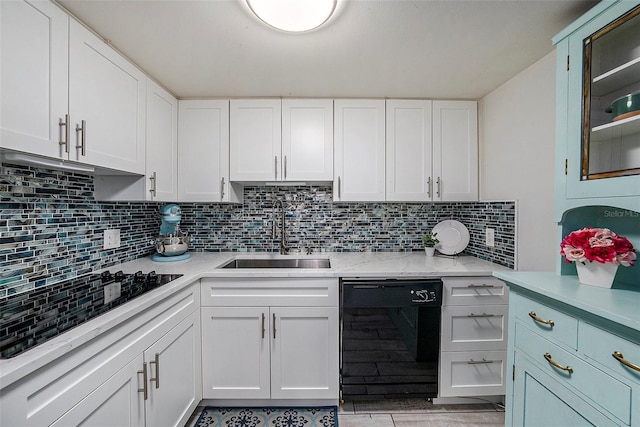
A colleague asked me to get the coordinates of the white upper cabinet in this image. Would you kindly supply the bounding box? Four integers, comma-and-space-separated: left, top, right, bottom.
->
68, 19, 146, 174
1, 0, 69, 159
282, 99, 333, 181
386, 100, 433, 202
230, 99, 333, 182
334, 99, 386, 202
1, 2, 146, 175
433, 100, 478, 201
230, 99, 282, 181
178, 100, 240, 202
146, 80, 178, 201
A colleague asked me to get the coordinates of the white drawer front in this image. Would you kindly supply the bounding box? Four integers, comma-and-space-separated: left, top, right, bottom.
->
200, 277, 338, 307
441, 305, 508, 351
442, 277, 508, 306
439, 350, 507, 397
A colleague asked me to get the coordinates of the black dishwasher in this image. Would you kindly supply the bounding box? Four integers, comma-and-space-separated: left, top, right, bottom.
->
340, 278, 443, 401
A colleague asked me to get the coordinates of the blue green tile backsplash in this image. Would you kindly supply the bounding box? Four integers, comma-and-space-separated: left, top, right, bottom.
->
1, 162, 515, 297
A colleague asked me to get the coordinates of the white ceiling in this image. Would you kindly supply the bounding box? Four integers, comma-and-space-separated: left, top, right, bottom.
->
57, 0, 598, 100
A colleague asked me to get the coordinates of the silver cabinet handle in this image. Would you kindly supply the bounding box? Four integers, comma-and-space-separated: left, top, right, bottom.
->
76, 120, 86, 156
220, 177, 225, 201
59, 114, 70, 153
436, 176, 441, 198
468, 284, 495, 288
273, 313, 276, 339
284, 155, 287, 180
149, 353, 160, 389
274, 156, 278, 180
149, 172, 157, 198
138, 362, 148, 400
468, 313, 495, 318
338, 176, 341, 199
427, 177, 432, 198
612, 351, 640, 372
468, 358, 493, 365
261, 313, 266, 339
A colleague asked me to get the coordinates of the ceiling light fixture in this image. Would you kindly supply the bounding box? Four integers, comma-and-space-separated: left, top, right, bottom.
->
246, 0, 337, 33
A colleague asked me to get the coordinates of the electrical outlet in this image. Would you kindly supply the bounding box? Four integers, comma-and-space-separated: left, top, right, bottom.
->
104, 282, 121, 304
486, 228, 495, 247
103, 229, 121, 249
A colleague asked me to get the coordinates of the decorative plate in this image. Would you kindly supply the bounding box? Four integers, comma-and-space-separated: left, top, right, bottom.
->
432, 220, 470, 255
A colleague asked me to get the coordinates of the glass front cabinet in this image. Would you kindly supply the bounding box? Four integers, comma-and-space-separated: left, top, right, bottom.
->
554, 0, 640, 214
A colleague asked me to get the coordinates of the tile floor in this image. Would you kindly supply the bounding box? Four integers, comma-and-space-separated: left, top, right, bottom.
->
186, 399, 505, 427
338, 399, 505, 427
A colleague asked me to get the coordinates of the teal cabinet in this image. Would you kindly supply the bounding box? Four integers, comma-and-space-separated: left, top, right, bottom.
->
495, 273, 640, 427
554, 0, 640, 217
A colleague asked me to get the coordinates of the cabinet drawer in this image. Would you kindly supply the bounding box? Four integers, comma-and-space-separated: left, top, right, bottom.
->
442, 277, 508, 306
512, 292, 578, 350
439, 350, 506, 397
515, 323, 632, 425
580, 322, 640, 385
441, 305, 507, 351
200, 277, 338, 307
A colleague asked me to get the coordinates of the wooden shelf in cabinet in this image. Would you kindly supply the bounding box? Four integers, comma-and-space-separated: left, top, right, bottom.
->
591, 113, 640, 142
592, 56, 640, 97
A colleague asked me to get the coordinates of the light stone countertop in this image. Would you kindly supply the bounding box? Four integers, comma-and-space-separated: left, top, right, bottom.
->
0, 252, 510, 388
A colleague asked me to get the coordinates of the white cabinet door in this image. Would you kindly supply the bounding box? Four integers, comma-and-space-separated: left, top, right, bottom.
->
145, 310, 201, 427
433, 100, 478, 201
51, 355, 145, 427
178, 100, 236, 202
146, 80, 178, 201
0, 0, 69, 158
68, 19, 146, 174
282, 99, 334, 181
334, 99, 386, 201
271, 307, 339, 399
201, 307, 270, 399
230, 99, 282, 181
386, 100, 433, 201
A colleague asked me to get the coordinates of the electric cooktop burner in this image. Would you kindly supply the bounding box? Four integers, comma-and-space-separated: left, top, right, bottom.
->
0, 271, 183, 359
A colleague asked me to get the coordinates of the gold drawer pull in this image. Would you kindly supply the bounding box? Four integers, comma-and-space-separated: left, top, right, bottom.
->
544, 352, 573, 374
613, 351, 640, 372
529, 311, 554, 327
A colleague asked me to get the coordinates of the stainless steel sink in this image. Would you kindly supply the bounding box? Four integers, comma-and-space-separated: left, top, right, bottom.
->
220, 258, 331, 269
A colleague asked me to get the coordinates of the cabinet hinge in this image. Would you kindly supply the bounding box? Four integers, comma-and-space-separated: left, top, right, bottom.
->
567, 55, 570, 71
512, 364, 516, 381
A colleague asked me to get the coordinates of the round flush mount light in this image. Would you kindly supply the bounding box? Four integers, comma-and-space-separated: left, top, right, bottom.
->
246, 0, 338, 33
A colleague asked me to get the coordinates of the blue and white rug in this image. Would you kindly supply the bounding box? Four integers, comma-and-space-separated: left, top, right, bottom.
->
195, 407, 338, 427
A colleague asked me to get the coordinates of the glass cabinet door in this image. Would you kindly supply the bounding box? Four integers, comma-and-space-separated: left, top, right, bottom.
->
581, 5, 640, 180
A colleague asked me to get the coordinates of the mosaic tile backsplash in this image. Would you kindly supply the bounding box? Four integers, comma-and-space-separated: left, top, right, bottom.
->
1, 162, 515, 297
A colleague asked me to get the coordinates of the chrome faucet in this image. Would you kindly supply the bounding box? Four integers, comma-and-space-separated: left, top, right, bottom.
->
272, 200, 290, 254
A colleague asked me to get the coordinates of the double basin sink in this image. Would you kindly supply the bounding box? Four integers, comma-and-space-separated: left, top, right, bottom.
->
220, 257, 331, 269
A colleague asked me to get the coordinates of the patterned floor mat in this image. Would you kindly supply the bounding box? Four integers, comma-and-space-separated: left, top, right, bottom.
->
194, 407, 338, 427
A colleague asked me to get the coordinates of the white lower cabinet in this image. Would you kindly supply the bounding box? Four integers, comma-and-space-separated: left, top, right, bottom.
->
0, 282, 201, 427
439, 277, 509, 398
200, 278, 339, 401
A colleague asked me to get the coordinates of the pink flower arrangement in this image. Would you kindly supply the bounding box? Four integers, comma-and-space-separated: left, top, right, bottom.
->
560, 227, 636, 267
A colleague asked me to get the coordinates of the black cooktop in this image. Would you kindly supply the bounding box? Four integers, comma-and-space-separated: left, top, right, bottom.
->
0, 271, 182, 359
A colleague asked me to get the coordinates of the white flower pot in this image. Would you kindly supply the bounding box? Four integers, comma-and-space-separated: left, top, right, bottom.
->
424, 247, 436, 257
575, 261, 618, 288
